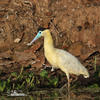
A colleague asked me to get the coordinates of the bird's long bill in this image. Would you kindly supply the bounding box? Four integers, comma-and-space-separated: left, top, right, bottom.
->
27, 33, 40, 45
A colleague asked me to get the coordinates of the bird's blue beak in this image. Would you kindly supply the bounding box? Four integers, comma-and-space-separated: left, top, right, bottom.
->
27, 32, 41, 46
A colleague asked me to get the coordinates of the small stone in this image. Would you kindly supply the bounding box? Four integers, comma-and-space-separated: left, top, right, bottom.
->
14, 38, 21, 43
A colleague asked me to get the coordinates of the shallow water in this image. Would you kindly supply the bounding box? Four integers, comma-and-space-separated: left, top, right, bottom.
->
1, 88, 100, 100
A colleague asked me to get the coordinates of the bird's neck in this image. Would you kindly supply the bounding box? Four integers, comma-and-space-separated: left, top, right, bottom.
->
44, 30, 55, 52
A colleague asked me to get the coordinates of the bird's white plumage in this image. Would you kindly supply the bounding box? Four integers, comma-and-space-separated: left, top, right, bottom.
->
55, 49, 89, 78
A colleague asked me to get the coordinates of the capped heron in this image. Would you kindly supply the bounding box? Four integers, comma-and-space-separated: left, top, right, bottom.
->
27, 27, 89, 91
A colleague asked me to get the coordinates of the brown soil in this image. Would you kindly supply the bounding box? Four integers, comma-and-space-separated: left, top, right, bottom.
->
0, 0, 100, 81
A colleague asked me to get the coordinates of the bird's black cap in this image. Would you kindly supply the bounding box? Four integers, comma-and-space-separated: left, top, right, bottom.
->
37, 27, 48, 32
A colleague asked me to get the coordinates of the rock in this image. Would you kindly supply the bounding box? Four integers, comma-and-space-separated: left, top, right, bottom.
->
14, 38, 21, 43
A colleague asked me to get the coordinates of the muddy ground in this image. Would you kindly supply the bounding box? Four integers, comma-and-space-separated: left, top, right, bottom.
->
0, 0, 100, 87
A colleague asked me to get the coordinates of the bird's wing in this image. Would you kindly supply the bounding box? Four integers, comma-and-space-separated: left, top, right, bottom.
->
55, 49, 84, 74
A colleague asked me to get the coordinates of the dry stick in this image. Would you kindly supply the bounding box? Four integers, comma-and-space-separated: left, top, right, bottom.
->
32, 19, 39, 29
18, 32, 25, 43
50, 19, 60, 34
49, 20, 60, 46
50, 20, 67, 48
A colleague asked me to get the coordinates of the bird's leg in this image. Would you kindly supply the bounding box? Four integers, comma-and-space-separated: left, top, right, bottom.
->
68, 78, 70, 93
66, 73, 71, 99
51, 67, 55, 72
66, 73, 70, 93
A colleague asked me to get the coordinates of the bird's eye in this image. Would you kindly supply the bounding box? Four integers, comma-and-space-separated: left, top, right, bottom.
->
39, 31, 41, 34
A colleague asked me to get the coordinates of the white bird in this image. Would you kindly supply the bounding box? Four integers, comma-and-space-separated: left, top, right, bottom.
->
27, 27, 89, 91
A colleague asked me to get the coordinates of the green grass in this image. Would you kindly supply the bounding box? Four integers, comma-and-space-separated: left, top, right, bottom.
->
0, 67, 59, 94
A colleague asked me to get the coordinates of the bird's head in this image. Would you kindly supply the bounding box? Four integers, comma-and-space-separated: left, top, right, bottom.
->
27, 27, 49, 46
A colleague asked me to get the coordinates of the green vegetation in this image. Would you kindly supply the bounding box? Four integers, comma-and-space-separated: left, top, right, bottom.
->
0, 80, 6, 92
0, 67, 59, 94
40, 70, 58, 87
